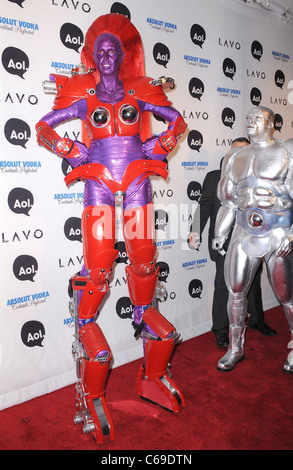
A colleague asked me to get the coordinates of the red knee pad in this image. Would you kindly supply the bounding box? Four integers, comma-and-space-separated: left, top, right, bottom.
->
142, 307, 175, 339
126, 265, 158, 305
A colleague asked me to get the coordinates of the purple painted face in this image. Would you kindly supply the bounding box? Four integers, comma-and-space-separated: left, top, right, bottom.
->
93, 33, 124, 76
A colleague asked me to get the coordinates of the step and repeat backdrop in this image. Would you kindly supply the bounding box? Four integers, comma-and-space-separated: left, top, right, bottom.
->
1, 0, 293, 409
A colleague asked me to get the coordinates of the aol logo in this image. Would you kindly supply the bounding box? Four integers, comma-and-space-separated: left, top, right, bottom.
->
21, 321, 45, 348
2, 47, 29, 79
64, 217, 82, 242
13, 255, 38, 282
116, 297, 134, 319
60, 23, 84, 53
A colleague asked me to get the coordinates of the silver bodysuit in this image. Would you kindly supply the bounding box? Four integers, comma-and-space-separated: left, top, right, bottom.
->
213, 134, 293, 373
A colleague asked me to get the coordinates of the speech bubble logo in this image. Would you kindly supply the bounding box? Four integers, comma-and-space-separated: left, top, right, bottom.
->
250, 87, 262, 106
274, 113, 283, 132
13, 255, 38, 282
61, 159, 72, 176
222, 107, 235, 129
110, 2, 131, 18
223, 57, 236, 80
21, 321, 45, 348
8, 187, 34, 216
155, 209, 168, 231
4, 118, 31, 148
116, 297, 134, 319
115, 241, 129, 264
157, 261, 169, 282
2, 47, 29, 79
188, 279, 203, 298
153, 43, 170, 68
187, 130, 203, 152
187, 181, 202, 201
64, 217, 82, 242
8, 0, 25, 6
60, 23, 84, 53
251, 40, 263, 61
189, 77, 204, 100
275, 69, 285, 89
190, 24, 206, 48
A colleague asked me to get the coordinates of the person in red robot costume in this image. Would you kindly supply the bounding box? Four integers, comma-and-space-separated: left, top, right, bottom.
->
36, 13, 187, 444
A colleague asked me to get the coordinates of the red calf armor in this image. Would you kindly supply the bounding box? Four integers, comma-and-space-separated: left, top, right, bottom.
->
74, 322, 115, 444
136, 336, 186, 413
134, 305, 186, 413
71, 275, 108, 320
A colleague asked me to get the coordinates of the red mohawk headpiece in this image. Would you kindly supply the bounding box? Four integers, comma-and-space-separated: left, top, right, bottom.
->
80, 13, 151, 142
81, 13, 145, 81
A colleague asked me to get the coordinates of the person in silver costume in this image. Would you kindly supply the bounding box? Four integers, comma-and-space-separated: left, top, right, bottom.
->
212, 106, 293, 373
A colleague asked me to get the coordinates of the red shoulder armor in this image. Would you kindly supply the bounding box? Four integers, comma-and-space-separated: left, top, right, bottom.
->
51, 73, 96, 110
124, 76, 173, 106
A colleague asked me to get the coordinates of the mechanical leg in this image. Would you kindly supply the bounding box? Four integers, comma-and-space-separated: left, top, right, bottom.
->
70, 204, 118, 443
123, 204, 186, 412
217, 240, 260, 372
135, 307, 186, 413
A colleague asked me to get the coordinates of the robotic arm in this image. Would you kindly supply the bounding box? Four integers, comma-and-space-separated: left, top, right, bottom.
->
142, 109, 187, 160
36, 120, 81, 159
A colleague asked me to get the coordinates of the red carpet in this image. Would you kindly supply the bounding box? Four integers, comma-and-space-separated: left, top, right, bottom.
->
0, 306, 292, 451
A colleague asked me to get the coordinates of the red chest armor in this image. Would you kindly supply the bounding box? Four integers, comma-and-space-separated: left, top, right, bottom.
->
51, 73, 172, 141
85, 93, 141, 139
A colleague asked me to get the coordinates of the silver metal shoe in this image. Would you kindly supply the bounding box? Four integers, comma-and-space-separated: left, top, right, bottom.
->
283, 350, 293, 374
217, 326, 246, 371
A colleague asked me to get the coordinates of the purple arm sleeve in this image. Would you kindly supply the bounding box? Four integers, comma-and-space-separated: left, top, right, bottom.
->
41, 100, 89, 167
